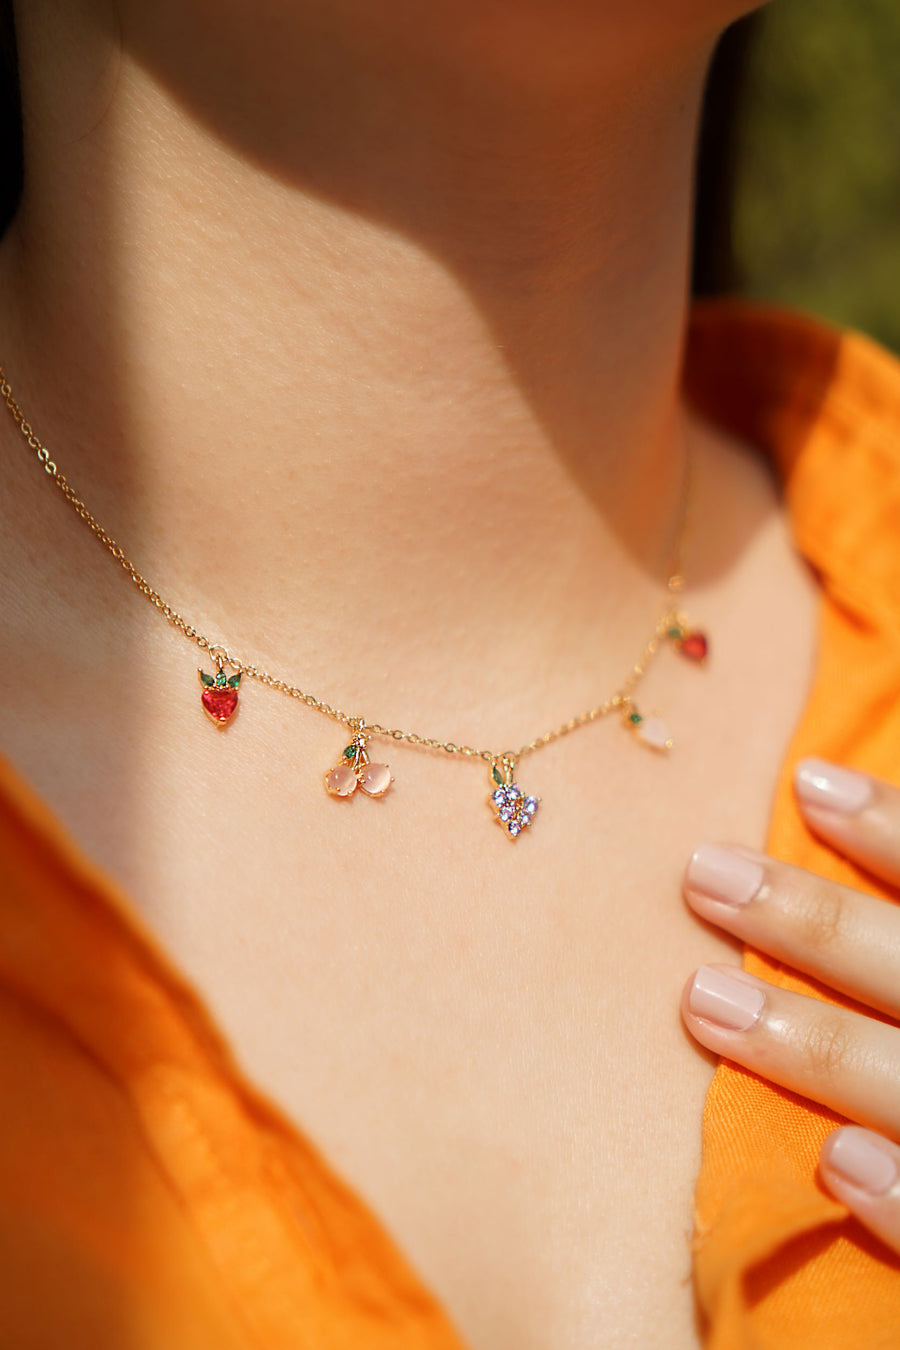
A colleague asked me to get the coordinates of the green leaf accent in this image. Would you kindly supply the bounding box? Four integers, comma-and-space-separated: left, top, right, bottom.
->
666, 626, 683, 640
214, 670, 228, 688
343, 744, 357, 760
628, 711, 643, 725
227, 673, 242, 688
491, 764, 503, 785
199, 671, 215, 687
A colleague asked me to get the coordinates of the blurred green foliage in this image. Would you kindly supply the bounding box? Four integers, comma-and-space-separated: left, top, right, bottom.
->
732, 0, 900, 353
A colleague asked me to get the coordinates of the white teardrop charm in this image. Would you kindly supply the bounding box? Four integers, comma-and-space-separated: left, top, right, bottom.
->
635, 715, 673, 751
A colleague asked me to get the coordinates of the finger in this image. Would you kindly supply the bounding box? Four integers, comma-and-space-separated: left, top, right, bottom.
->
681, 965, 900, 1138
819, 1126, 900, 1256
683, 843, 900, 1020
794, 758, 900, 888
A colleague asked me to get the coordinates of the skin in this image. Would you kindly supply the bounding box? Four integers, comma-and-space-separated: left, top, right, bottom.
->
1, 1, 892, 1347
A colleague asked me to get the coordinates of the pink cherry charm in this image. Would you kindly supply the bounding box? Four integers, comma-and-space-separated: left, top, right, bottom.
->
324, 764, 359, 797
324, 732, 393, 803
358, 762, 393, 797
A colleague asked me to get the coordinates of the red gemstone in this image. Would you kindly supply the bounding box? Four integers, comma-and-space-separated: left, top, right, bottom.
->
201, 686, 239, 724
678, 631, 708, 662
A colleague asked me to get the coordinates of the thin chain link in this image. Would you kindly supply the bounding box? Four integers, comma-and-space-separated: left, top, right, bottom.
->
1, 365, 692, 768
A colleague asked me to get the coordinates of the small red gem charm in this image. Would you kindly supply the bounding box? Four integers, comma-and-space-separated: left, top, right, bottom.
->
677, 631, 708, 662
199, 663, 242, 727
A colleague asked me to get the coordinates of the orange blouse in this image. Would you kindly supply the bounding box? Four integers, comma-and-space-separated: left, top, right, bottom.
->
1, 300, 899, 1347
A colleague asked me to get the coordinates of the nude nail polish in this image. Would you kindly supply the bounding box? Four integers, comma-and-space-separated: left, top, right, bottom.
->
794, 758, 872, 816
688, 966, 765, 1030
824, 1127, 898, 1196
686, 844, 764, 906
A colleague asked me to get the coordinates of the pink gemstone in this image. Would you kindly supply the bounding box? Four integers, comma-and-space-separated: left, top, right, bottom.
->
324, 764, 358, 797
637, 716, 673, 750
201, 686, 239, 725
357, 762, 392, 797
678, 631, 708, 662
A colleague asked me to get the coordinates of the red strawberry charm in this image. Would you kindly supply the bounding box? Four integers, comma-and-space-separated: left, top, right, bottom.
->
199, 663, 242, 727
666, 619, 709, 664
677, 631, 708, 662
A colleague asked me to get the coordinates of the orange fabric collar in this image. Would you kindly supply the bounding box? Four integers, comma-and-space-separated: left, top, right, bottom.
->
687, 300, 900, 630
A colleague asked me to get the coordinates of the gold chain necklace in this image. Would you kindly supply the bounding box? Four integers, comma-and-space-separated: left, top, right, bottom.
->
1, 366, 709, 839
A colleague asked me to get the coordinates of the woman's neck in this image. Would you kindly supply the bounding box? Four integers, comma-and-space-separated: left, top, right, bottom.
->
1, 3, 725, 717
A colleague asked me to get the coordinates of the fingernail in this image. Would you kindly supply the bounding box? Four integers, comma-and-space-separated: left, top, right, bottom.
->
688, 966, 765, 1030
686, 844, 764, 907
823, 1127, 898, 1196
795, 758, 872, 816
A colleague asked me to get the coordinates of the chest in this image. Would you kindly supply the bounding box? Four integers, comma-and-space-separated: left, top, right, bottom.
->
0, 441, 825, 1348
3, 573, 820, 1350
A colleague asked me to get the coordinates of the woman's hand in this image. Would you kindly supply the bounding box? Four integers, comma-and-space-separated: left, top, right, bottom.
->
681, 757, 900, 1255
